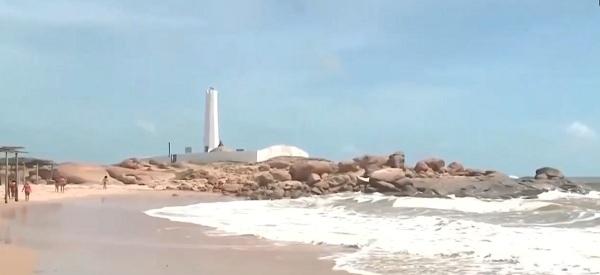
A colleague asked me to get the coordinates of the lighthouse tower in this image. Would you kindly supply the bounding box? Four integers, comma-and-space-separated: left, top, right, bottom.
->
204, 87, 220, 152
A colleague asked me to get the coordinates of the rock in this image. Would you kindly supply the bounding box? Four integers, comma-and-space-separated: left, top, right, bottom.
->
447, 162, 465, 175
465, 169, 484, 177
535, 167, 564, 180
289, 160, 336, 181
268, 160, 292, 169
258, 165, 271, 172
416, 187, 442, 198
270, 170, 292, 181
149, 159, 169, 169
307, 173, 321, 184
369, 180, 398, 192
255, 172, 275, 186
414, 161, 431, 173
243, 180, 260, 190
311, 187, 323, 195
222, 183, 242, 193
353, 155, 388, 169
56, 163, 109, 184
290, 190, 304, 199
424, 158, 445, 172
176, 169, 210, 180
107, 166, 175, 186
119, 158, 142, 170
313, 181, 329, 190
280, 180, 304, 190
387, 151, 406, 169
392, 183, 418, 196
393, 178, 414, 189
272, 188, 285, 199
370, 168, 406, 183
353, 155, 388, 177
177, 182, 194, 191
338, 161, 360, 173
324, 174, 356, 187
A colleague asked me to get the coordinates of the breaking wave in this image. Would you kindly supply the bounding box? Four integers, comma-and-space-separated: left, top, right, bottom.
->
145, 191, 600, 275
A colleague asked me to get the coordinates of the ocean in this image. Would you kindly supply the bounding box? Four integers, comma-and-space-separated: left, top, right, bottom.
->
145, 183, 600, 275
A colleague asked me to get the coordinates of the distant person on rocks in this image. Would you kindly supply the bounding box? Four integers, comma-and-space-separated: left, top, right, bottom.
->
22, 181, 32, 201
102, 176, 108, 189
9, 180, 17, 198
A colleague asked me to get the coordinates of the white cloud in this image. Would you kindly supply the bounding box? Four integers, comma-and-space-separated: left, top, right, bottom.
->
135, 120, 157, 135
566, 121, 596, 140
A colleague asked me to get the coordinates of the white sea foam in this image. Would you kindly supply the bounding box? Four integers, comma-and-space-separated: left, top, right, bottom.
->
537, 190, 600, 200
392, 196, 554, 213
145, 193, 600, 275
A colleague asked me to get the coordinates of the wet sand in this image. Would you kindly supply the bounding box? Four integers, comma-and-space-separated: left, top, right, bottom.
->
0, 191, 350, 275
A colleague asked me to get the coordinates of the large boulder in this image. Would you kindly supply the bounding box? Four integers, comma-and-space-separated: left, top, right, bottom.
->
222, 183, 242, 193
268, 159, 292, 169
369, 168, 406, 183
447, 162, 465, 175
424, 158, 445, 172
55, 163, 109, 184
353, 155, 388, 168
289, 160, 336, 181
353, 155, 388, 176
535, 167, 564, 180
323, 174, 357, 188
270, 170, 292, 182
369, 180, 398, 192
414, 161, 431, 173
386, 151, 406, 169
305, 173, 321, 185
338, 161, 361, 173
107, 166, 175, 185
255, 172, 275, 186
118, 158, 143, 170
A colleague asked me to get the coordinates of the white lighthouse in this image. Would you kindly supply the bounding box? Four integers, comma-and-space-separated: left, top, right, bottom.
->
204, 87, 220, 152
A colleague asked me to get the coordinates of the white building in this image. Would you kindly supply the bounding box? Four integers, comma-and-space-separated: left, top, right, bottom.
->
145, 87, 309, 163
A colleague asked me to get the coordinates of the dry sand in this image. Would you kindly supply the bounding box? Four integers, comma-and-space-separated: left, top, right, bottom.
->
0, 186, 351, 275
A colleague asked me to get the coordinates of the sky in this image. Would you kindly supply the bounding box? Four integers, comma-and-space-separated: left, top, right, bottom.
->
1, 0, 600, 176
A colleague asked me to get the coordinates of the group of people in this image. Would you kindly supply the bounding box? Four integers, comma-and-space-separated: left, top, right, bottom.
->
4, 175, 111, 203
7, 179, 32, 201
54, 177, 67, 193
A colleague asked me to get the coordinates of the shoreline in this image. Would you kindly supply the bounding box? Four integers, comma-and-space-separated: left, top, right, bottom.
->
0, 188, 351, 275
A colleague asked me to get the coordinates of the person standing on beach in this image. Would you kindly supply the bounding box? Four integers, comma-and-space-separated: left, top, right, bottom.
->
22, 181, 32, 201
54, 179, 60, 192
59, 177, 66, 193
9, 180, 17, 198
102, 176, 108, 189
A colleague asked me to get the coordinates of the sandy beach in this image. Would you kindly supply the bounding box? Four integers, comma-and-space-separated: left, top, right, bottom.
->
0, 186, 349, 275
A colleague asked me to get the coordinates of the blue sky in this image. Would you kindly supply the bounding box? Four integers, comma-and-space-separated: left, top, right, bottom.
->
1, 0, 599, 176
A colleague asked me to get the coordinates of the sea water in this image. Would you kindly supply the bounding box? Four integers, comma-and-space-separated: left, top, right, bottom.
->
145, 184, 600, 275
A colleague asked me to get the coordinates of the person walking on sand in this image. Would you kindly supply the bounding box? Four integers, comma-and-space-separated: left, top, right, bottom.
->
22, 181, 32, 201
59, 177, 66, 193
102, 176, 108, 189
54, 179, 60, 192
9, 180, 17, 198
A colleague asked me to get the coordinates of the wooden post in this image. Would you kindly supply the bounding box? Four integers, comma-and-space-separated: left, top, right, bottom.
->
14, 152, 18, 202
4, 152, 7, 204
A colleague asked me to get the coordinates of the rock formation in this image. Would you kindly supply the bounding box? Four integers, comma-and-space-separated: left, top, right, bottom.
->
49, 151, 587, 201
